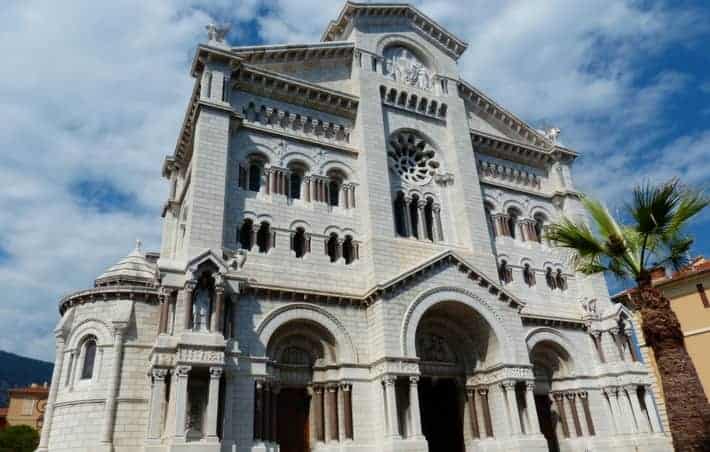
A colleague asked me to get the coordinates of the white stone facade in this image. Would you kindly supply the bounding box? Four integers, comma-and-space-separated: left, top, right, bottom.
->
39, 3, 673, 452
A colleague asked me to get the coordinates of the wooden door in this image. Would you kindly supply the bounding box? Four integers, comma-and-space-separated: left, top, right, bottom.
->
277, 387, 310, 452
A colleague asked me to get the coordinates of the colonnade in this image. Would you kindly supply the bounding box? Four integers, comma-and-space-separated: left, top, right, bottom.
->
602, 385, 662, 435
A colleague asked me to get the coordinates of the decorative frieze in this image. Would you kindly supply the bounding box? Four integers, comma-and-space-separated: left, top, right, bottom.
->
242, 101, 351, 145
478, 159, 541, 190
177, 346, 225, 365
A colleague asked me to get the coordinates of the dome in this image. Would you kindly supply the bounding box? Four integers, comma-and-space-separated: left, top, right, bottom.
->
95, 241, 158, 287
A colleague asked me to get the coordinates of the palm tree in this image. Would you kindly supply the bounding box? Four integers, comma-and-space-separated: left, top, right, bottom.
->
545, 178, 709, 451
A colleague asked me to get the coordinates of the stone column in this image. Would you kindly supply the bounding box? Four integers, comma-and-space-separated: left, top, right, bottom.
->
620, 386, 639, 433
304, 176, 311, 202
591, 331, 606, 363
479, 387, 494, 438
552, 393, 570, 438
147, 368, 169, 440
402, 197, 413, 237
566, 393, 583, 437
183, 281, 196, 331
341, 383, 353, 440
205, 367, 222, 441
313, 386, 325, 443
625, 385, 645, 433
211, 285, 224, 334
253, 380, 264, 441
174, 365, 191, 441
271, 385, 279, 443
263, 383, 272, 442
579, 392, 596, 436
524, 382, 541, 435
643, 385, 662, 433
417, 199, 427, 240
611, 386, 630, 433
383, 377, 400, 439
502, 381, 522, 436
409, 377, 424, 439
325, 385, 339, 442
158, 290, 169, 334
466, 387, 480, 439
433, 204, 444, 241
100, 325, 127, 446
37, 335, 66, 451
603, 387, 623, 434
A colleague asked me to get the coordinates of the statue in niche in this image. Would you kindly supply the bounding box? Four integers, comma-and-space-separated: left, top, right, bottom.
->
192, 274, 213, 332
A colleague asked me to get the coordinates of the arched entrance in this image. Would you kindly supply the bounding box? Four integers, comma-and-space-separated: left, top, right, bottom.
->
530, 341, 574, 452
263, 318, 354, 452
414, 301, 499, 452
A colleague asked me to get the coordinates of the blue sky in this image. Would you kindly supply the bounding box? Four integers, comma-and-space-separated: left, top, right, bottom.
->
0, 0, 708, 361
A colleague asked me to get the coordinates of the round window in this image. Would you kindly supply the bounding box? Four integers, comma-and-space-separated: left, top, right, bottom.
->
388, 132, 440, 185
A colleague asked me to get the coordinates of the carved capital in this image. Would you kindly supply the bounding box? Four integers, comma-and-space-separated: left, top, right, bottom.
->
409, 376, 420, 385
477, 387, 489, 396
184, 280, 197, 291
525, 381, 536, 392
151, 368, 169, 380
209, 367, 223, 379
501, 380, 516, 391
577, 391, 588, 399
175, 365, 191, 378
382, 376, 397, 386
565, 392, 576, 400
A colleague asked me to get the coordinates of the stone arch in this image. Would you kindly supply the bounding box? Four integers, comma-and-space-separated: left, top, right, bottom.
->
376, 34, 440, 74
529, 205, 554, 220
401, 287, 517, 365
283, 153, 314, 170
244, 147, 273, 165
256, 303, 358, 364
501, 198, 525, 213
288, 219, 312, 231
526, 327, 582, 377
322, 225, 343, 237
320, 160, 354, 180
67, 317, 112, 350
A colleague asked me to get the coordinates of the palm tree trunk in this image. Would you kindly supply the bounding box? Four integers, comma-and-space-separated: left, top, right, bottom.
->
633, 285, 710, 451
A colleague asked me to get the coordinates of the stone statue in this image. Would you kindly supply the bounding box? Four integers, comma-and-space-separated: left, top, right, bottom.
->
544, 127, 561, 143
205, 23, 229, 45
192, 275, 212, 332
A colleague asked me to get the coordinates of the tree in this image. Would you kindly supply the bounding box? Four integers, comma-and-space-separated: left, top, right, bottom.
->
545, 178, 710, 451
0, 425, 39, 452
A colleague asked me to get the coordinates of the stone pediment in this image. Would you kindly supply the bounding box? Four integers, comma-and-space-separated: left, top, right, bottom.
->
322, 2, 468, 60
373, 250, 526, 309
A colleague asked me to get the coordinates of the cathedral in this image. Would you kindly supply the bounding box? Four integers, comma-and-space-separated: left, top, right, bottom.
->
37, 3, 674, 452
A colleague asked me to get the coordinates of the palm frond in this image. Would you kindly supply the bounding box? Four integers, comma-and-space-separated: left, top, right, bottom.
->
666, 187, 709, 237
655, 234, 694, 272
630, 179, 681, 236
545, 217, 605, 257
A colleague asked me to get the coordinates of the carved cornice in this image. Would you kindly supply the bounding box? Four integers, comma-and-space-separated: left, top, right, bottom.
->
322, 2, 468, 60
59, 286, 159, 315
232, 64, 359, 119
231, 42, 354, 65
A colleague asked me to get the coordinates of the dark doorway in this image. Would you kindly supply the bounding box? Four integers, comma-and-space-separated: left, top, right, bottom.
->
277, 387, 310, 452
535, 394, 559, 452
419, 377, 464, 452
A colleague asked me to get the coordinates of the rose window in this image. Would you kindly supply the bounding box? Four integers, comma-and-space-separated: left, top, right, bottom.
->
388, 132, 440, 185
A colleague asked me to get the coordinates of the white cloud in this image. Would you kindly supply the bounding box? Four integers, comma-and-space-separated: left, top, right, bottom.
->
0, 0, 708, 361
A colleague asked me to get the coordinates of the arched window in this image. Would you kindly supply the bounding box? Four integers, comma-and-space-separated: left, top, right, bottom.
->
248, 162, 263, 192
498, 260, 512, 284
545, 267, 557, 290
342, 235, 356, 265
288, 163, 307, 200
534, 213, 547, 243
80, 336, 97, 380
424, 198, 435, 241
555, 269, 567, 291
256, 222, 272, 253
409, 194, 420, 239
327, 233, 339, 263
523, 263, 536, 287
290, 172, 302, 200
239, 219, 254, 250
507, 208, 521, 239
393, 192, 408, 237
292, 227, 308, 258
328, 179, 340, 206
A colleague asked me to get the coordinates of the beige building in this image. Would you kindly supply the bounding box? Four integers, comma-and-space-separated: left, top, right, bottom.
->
4, 383, 49, 431
613, 257, 710, 431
